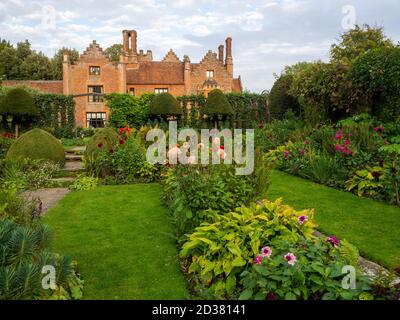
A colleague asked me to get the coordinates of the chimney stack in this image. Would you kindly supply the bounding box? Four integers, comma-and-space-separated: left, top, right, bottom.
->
225, 37, 232, 61
123, 30, 129, 52
130, 30, 137, 54
218, 45, 224, 63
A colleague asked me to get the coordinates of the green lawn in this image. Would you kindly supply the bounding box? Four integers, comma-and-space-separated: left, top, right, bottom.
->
43, 184, 188, 300
267, 170, 400, 270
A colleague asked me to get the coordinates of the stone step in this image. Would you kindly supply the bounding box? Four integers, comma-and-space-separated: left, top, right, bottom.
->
65, 146, 86, 153
65, 154, 83, 161
62, 161, 84, 172
51, 177, 75, 182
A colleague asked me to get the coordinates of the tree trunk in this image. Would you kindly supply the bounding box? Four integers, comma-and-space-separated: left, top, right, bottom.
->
15, 124, 19, 138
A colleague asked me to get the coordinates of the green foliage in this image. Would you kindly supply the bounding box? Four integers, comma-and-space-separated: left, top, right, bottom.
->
239, 236, 370, 300
33, 93, 75, 138
350, 47, 400, 120
0, 40, 54, 80
255, 118, 304, 152
346, 166, 386, 197
6, 129, 65, 166
69, 174, 98, 191
85, 127, 119, 159
225, 92, 268, 128
51, 48, 79, 80
106, 93, 153, 128
162, 153, 272, 240
269, 74, 300, 120
330, 24, 394, 64
0, 87, 37, 116
180, 199, 316, 298
105, 44, 123, 62
23, 160, 60, 190
0, 87, 76, 138
203, 89, 233, 117
0, 219, 84, 300
150, 93, 182, 117
0, 133, 15, 160
97, 133, 159, 183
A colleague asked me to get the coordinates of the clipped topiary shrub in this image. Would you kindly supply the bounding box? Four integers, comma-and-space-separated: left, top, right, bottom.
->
85, 127, 119, 158
150, 93, 182, 117
203, 89, 233, 116
269, 74, 300, 120
0, 87, 38, 137
6, 128, 65, 165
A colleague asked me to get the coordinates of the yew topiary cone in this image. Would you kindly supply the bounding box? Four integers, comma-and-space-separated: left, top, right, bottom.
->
6, 128, 65, 165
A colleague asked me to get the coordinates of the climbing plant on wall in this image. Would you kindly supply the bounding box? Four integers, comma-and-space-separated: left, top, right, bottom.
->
0, 86, 75, 137
33, 94, 75, 138
106, 92, 269, 129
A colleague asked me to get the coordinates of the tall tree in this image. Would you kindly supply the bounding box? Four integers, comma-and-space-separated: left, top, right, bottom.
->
20, 52, 54, 80
330, 24, 394, 64
105, 44, 123, 62
0, 46, 22, 79
51, 48, 79, 80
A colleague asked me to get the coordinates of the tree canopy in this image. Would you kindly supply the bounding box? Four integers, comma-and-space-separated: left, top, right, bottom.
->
150, 93, 182, 117
203, 89, 233, 116
105, 44, 124, 62
330, 24, 394, 64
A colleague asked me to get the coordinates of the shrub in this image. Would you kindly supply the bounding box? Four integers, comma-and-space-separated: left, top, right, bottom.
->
239, 236, 371, 300
268, 74, 300, 120
179, 199, 317, 298
106, 93, 153, 128
0, 219, 84, 300
88, 128, 160, 183
350, 47, 400, 120
85, 127, 119, 159
0, 88, 37, 137
0, 133, 15, 160
69, 174, 98, 191
162, 147, 272, 239
150, 93, 182, 118
6, 128, 65, 166
203, 89, 233, 127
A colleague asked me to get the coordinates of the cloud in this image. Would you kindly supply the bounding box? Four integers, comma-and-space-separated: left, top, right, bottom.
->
0, 0, 399, 92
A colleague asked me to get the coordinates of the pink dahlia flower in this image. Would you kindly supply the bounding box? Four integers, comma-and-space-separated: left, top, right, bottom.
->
284, 252, 297, 266
254, 255, 264, 265
327, 236, 340, 248
261, 246, 272, 258
298, 215, 308, 225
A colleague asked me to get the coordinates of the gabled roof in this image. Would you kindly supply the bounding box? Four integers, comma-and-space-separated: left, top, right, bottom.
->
126, 61, 184, 85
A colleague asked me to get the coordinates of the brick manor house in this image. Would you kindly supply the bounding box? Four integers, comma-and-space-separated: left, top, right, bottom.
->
3, 29, 242, 128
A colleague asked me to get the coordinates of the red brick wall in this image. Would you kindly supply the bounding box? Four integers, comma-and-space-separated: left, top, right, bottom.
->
68, 46, 120, 127
189, 51, 233, 94
2, 80, 63, 94
127, 84, 185, 96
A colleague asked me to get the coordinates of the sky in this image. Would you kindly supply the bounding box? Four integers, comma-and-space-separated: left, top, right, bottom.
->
0, 0, 399, 92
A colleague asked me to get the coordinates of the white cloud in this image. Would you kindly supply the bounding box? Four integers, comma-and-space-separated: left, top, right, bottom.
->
0, 0, 399, 92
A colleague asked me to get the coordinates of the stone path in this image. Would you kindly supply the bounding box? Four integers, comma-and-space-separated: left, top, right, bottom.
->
22, 146, 86, 216
313, 230, 400, 284
22, 188, 70, 215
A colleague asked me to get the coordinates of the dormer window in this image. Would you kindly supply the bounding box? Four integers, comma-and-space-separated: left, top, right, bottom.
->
206, 70, 214, 78
89, 66, 100, 75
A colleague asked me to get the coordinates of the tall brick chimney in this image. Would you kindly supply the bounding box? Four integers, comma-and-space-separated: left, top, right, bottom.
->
122, 30, 129, 52
218, 45, 224, 63
130, 30, 137, 54
225, 37, 232, 60
225, 37, 233, 77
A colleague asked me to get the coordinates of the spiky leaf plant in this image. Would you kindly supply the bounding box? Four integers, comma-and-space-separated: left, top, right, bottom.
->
0, 220, 82, 300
